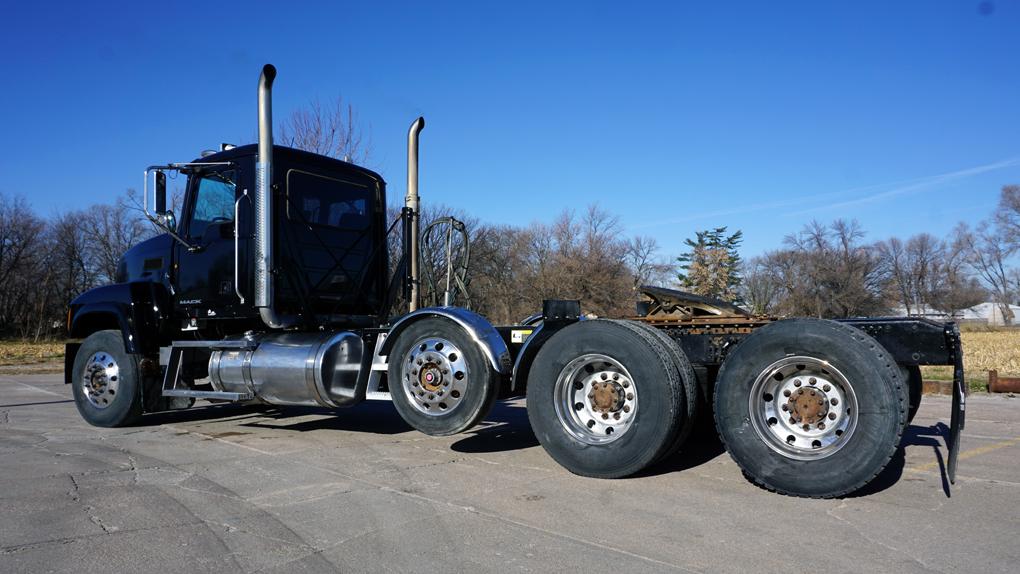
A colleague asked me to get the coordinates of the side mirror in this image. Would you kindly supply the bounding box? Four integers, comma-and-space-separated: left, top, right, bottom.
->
161, 210, 177, 232
155, 171, 167, 214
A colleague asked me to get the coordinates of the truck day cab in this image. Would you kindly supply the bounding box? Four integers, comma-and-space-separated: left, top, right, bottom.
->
66, 65, 966, 498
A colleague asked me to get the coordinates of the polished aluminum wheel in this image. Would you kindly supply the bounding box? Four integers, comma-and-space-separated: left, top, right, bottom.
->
401, 337, 469, 416
748, 356, 858, 460
81, 352, 121, 410
553, 353, 638, 445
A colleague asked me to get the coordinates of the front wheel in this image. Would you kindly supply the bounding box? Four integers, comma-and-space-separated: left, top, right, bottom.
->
387, 318, 500, 436
714, 319, 907, 498
71, 330, 143, 427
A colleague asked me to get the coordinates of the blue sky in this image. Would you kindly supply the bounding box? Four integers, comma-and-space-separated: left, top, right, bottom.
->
2, 1, 1018, 258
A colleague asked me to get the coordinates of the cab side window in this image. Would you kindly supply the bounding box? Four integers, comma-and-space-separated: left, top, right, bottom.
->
188, 171, 236, 239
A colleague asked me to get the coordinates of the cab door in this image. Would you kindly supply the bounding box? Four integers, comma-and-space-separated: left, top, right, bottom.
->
173, 168, 244, 319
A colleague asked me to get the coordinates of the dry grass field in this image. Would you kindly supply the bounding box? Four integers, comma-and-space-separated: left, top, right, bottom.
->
920, 327, 1020, 390
0, 340, 64, 366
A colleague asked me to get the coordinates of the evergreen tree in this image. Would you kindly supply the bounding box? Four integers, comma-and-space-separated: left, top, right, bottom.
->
677, 227, 744, 302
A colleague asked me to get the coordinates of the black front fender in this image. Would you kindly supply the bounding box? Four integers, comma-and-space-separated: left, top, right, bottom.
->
69, 282, 172, 355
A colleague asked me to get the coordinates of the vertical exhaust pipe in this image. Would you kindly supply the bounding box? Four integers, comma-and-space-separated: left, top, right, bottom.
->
406, 117, 425, 312
255, 64, 294, 328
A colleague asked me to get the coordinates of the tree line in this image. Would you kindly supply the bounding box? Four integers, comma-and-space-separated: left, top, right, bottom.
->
679, 186, 1020, 324
0, 192, 150, 340
3, 183, 1019, 340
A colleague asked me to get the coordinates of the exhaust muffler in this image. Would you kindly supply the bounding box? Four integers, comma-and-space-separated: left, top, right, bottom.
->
255, 64, 295, 328
406, 117, 425, 312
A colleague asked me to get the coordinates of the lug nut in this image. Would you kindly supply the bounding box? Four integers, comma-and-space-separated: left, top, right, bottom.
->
623, 405, 631, 413
781, 404, 788, 411
622, 381, 630, 388
810, 390, 816, 397
613, 412, 621, 420
789, 417, 797, 424
783, 389, 791, 397
794, 380, 802, 387
626, 393, 633, 401
802, 424, 810, 431
828, 412, 836, 420
823, 384, 831, 392
818, 399, 824, 406
601, 373, 608, 380
809, 377, 817, 385
612, 374, 619, 380
830, 398, 839, 406
818, 422, 826, 430
602, 413, 609, 420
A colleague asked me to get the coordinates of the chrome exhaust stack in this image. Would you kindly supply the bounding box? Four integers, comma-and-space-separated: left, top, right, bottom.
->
254, 64, 294, 328
405, 117, 425, 312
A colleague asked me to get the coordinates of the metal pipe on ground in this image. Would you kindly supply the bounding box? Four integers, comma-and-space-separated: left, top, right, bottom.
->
989, 370, 1020, 393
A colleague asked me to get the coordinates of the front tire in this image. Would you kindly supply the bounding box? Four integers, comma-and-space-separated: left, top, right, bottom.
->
71, 330, 143, 428
714, 319, 907, 498
387, 318, 500, 436
527, 320, 689, 478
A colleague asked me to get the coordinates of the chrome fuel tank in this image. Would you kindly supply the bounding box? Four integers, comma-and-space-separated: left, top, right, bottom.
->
208, 331, 364, 407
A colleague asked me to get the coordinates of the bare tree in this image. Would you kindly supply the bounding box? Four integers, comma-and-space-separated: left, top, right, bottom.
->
278, 96, 369, 164
626, 235, 674, 289
957, 221, 1016, 325
995, 184, 1020, 248
0, 195, 47, 335
84, 194, 152, 284
769, 219, 888, 318
876, 233, 945, 315
928, 225, 987, 316
739, 256, 782, 315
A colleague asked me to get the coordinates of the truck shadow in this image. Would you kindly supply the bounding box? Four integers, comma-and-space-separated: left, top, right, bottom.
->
144, 401, 413, 435
239, 401, 412, 434
450, 401, 540, 453
849, 422, 951, 498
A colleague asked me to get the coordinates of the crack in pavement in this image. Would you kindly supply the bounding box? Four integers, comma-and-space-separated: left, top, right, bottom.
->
67, 474, 116, 534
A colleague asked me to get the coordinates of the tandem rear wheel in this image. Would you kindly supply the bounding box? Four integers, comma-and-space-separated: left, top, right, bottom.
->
526, 319, 698, 478
714, 318, 908, 498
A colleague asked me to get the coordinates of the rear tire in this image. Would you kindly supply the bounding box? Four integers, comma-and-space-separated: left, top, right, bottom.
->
607, 320, 698, 464
714, 319, 906, 498
388, 318, 500, 436
72, 330, 143, 428
527, 320, 689, 478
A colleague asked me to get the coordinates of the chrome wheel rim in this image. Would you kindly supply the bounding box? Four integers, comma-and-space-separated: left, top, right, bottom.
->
553, 354, 637, 445
81, 352, 121, 409
401, 337, 468, 416
748, 356, 858, 460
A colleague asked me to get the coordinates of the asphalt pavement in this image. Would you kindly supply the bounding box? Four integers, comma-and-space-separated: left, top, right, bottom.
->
1, 373, 1018, 573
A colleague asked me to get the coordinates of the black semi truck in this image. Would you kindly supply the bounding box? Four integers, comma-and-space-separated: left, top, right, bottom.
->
65, 65, 966, 498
